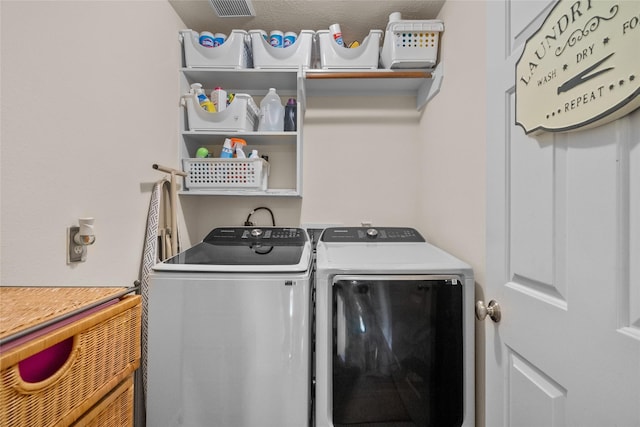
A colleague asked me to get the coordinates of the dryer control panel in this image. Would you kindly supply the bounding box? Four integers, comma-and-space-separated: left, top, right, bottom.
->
321, 227, 425, 243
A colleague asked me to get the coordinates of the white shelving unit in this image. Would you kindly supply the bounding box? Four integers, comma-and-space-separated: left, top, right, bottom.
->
178, 66, 441, 198
304, 64, 442, 111
179, 68, 304, 197
177, 25, 444, 198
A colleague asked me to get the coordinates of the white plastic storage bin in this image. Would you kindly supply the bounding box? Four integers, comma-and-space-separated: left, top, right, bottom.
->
316, 29, 383, 69
380, 20, 443, 69
249, 30, 314, 69
183, 92, 259, 132
182, 158, 269, 191
180, 29, 252, 69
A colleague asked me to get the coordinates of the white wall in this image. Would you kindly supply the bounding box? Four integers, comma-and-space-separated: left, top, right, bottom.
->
1, 0, 184, 285
1, 0, 488, 423
1, 1, 433, 283
301, 95, 422, 227
181, 95, 424, 241
0, 0, 487, 369
418, 2, 487, 426
419, 0, 486, 286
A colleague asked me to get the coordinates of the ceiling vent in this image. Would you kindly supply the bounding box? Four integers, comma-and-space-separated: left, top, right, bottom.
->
209, 0, 256, 17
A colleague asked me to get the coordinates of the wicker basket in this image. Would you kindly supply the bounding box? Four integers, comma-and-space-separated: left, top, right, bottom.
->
0, 291, 141, 427
0, 287, 132, 341
70, 375, 134, 427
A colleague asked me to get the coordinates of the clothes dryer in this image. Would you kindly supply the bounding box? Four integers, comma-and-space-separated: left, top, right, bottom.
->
314, 227, 474, 427
147, 227, 313, 427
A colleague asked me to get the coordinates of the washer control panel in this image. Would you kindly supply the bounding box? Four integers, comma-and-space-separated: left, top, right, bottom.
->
204, 227, 307, 245
321, 227, 425, 243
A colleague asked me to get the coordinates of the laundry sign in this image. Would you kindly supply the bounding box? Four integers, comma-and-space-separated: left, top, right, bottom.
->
516, 0, 640, 134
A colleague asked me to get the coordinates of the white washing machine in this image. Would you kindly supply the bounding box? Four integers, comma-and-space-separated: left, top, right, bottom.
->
314, 227, 474, 427
147, 227, 313, 427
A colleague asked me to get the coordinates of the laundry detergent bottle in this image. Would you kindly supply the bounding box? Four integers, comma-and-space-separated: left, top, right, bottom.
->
258, 88, 284, 132
284, 98, 297, 131
191, 83, 215, 112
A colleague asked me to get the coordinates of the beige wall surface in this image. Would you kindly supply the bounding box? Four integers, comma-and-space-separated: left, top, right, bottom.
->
1, 0, 486, 316
301, 95, 423, 229
1, 0, 488, 424
1, 1, 443, 284
419, 2, 487, 426
1, 0, 184, 285
419, 0, 486, 286
179, 95, 425, 243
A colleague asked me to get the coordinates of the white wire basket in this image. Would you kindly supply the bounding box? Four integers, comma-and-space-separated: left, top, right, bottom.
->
380, 20, 444, 69
182, 158, 269, 191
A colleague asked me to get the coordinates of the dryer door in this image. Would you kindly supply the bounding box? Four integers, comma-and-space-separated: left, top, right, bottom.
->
331, 275, 464, 427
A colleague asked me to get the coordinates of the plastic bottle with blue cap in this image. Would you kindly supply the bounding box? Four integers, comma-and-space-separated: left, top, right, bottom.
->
330, 23, 344, 47
220, 138, 234, 158
284, 32, 297, 47
269, 30, 283, 48
213, 33, 226, 46
199, 31, 215, 47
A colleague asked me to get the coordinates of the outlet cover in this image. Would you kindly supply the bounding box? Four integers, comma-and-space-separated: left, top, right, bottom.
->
67, 226, 86, 263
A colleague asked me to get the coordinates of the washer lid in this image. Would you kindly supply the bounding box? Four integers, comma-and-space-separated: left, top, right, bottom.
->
153, 227, 312, 272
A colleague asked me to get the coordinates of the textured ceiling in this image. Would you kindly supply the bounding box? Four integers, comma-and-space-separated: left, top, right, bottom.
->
169, 0, 445, 44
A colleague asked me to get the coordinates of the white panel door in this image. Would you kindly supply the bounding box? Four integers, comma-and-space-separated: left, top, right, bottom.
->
485, 1, 640, 426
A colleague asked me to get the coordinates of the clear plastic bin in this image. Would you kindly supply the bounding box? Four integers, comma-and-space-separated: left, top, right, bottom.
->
316, 29, 383, 69
182, 158, 269, 191
249, 30, 314, 69
182, 92, 259, 132
180, 29, 252, 69
380, 20, 443, 69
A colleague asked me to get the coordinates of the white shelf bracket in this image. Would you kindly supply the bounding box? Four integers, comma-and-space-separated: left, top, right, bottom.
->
297, 68, 307, 114
416, 62, 444, 111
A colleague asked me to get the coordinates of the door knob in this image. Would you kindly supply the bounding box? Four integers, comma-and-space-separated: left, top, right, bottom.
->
475, 300, 501, 323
